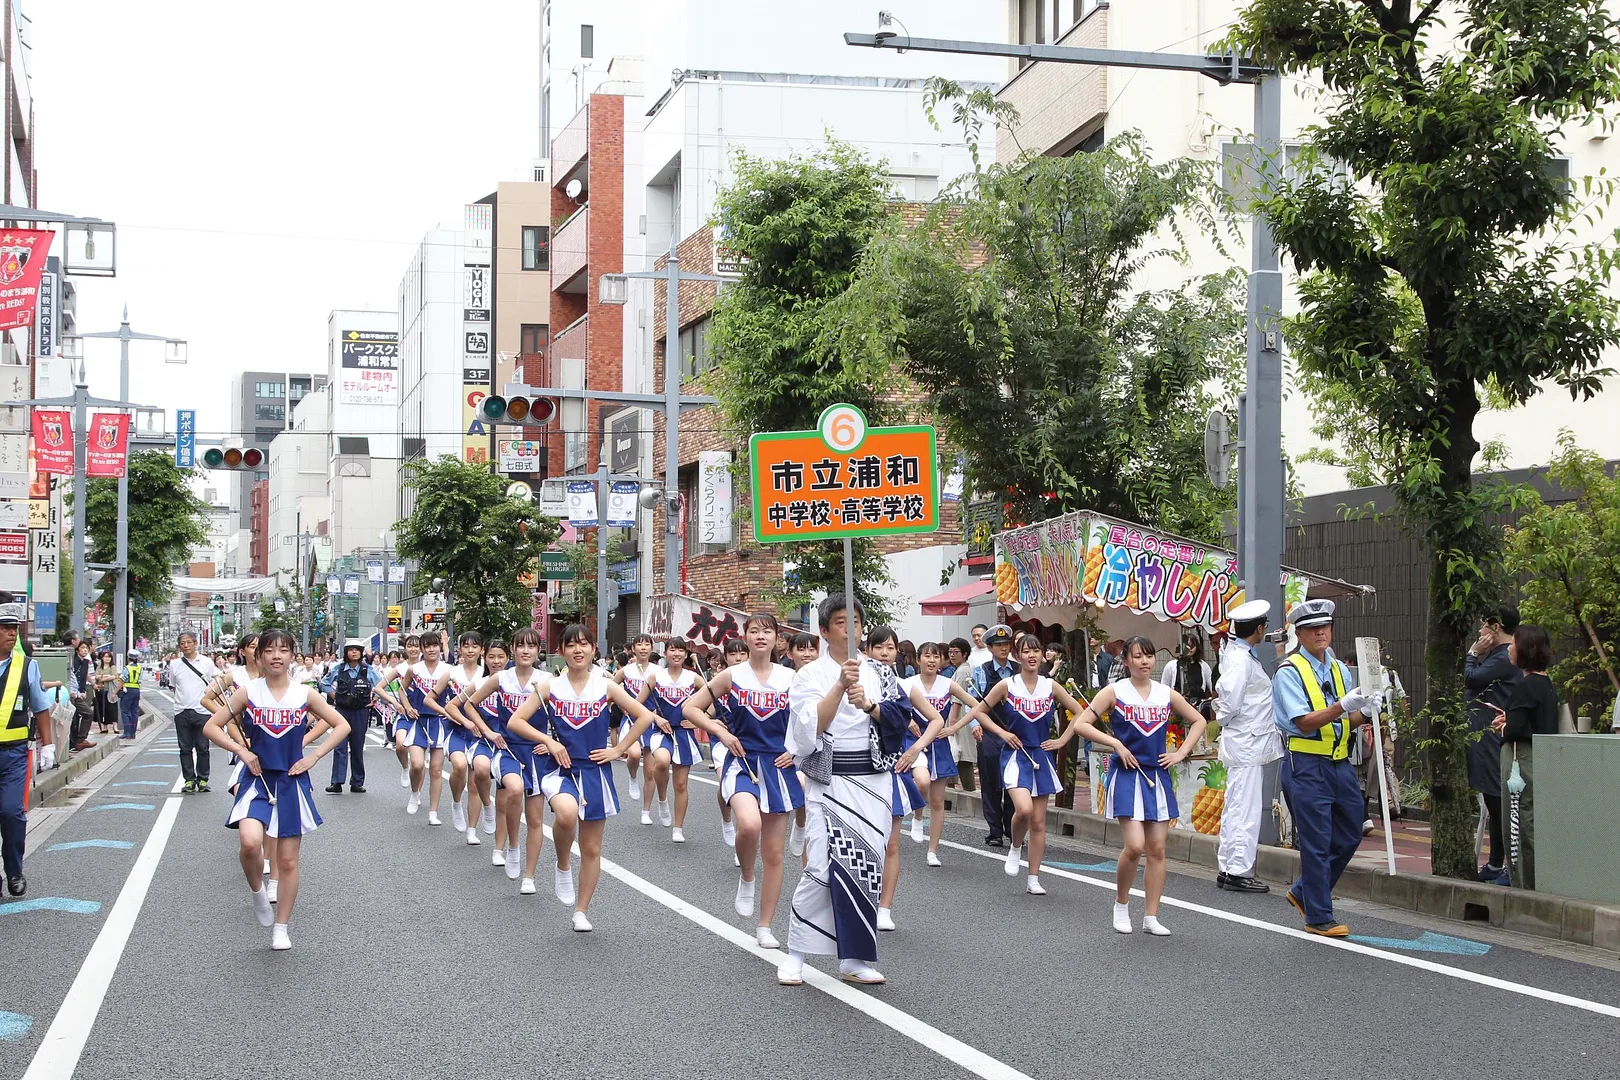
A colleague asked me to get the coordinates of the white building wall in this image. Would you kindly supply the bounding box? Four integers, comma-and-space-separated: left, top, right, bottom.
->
267, 390, 331, 586
398, 228, 465, 465
326, 309, 401, 460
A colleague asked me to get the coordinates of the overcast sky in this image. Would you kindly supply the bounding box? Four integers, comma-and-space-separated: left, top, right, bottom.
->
28, 0, 539, 448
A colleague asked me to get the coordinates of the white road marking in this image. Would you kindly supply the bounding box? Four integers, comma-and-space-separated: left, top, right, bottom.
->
22, 786, 185, 1078
545, 823, 1033, 1080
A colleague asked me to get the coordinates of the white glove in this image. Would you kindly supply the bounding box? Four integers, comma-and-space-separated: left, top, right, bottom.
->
1338, 689, 1372, 716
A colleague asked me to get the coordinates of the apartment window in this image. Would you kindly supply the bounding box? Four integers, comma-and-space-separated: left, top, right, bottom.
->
254, 381, 283, 398
522, 226, 550, 271
581, 23, 593, 58
254, 470, 268, 482
254, 427, 281, 443
255, 403, 285, 421
520, 323, 548, 354
675, 315, 714, 381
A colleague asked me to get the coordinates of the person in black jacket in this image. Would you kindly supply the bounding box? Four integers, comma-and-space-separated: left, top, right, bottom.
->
1490, 624, 1558, 891
969, 625, 1017, 847
1465, 605, 1521, 885
321, 643, 380, 794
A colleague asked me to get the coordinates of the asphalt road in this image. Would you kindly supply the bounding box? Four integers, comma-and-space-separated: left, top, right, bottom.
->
5, 701, 1620, 1080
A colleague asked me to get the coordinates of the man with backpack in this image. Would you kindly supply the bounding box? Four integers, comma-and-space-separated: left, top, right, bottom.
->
164, 632, 221, 792
321, 641, 380, 794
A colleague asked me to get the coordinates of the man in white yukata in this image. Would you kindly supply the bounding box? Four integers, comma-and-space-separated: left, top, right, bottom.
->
1214, 600, 1283, 893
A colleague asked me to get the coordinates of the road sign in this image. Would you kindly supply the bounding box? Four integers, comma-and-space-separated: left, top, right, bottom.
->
749, 403, 939, 543
539, 551, 574, 581
176, 409, 196, 469
387, 605, 402, 633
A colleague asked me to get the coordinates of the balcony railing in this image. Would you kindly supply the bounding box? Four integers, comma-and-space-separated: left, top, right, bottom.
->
551, 206, 589, 288
552, 105, 589, 187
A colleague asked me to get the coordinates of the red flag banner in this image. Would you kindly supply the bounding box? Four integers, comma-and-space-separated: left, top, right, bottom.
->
32, 409, 74, 475
86, 412, 130, 478
0, 229, 55, 332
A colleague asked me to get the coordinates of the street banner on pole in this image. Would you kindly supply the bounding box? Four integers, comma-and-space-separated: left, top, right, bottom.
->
567, 481, 598, 527
30, 409, 73, 474
0, 229, 55, 332
86, 413, 131, 478
175, 409, 196, 468
698, 450, 733, 545
606, 482, 638, 528
366, 560, 383, 583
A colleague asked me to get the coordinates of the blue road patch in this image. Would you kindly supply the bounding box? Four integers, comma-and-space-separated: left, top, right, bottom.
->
47, 839, 136, 852
0, 1011, 32, 1041
0, 897, 102, 916
126, 764, 176, 770
109, 781, 170, 787
1349, 930, 1491, 956
1047, 860, 1122, 872
87, 803, 155, 812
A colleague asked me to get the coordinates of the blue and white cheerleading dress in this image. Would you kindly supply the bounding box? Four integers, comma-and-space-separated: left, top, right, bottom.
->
226, 678, 324, 838
899, 674, 959, 781
648, 666, 702, 767
718, 663, 804, 815
1106, 679, 1178, 821
994, 674, 1061, 798
537, 670, 621, 821
870, 660, 927, 817
617, 662, 656, 746
400, 660, 451, 750
443, 663, 488, 759
488, 667, 548, 791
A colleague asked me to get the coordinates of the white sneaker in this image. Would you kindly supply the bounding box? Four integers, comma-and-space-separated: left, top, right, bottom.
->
926, 851, 942, 868
262, 857, 271, 875
466, 827, 481, 846
493, 847, 506, 866
1362, 818, 1376, 835
406, 793, 420, 815
910, 816, 925, 843
266, 879, 278, 904
505, 849, 521, 880
428, 811, 442, 827
270, 924, 292, 951
734, 852, 741, 868
481, 803, 497, 834
671, 827, 685, 843
777, 953, 805, 986
629, 774, 642, 801
658, 799, 673, 827
735, 875, 756, 918
519, 877, 536, 895
838, 960, 886, 985
640, 809, 653, 826
1027, 876, 1046, 896
756, 925, 780, 949
1004, 843, 1022, 877
452, 801, 467, 832
571, 910, 593, 933
251, 887, 273, 927
399, 768, 410, 788
789, 824, 806, 857
723, 820, 736, 847
1142, 915, 1171, 937
1113, 901, 1133, 934
876, 907, 896, 932
555, 866, 577, 906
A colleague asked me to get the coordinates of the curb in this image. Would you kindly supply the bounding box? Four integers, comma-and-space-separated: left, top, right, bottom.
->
941, 787, 1620, 955
33, 702, 165, 806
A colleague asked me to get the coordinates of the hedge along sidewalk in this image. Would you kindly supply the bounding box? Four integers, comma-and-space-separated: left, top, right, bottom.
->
941, 788, 1620, 957
32, 700, 166, 808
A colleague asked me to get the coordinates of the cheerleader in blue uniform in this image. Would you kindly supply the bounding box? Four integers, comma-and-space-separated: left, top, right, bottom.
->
388, 632, 451, 823
646, 639, 708, 843
507, 624, 660, 931
609, 633, 657, 808
683, 615, 799, 948
1046, 634, 1207, 934
203, 628, 351, 951
382, 636, 422, 788
449, 639, 507, 851
709, 637, 749, 857
902, 642, 980, 866
865, 626, 947, 932
431, 632, 488, 841
459, 630, 547, 888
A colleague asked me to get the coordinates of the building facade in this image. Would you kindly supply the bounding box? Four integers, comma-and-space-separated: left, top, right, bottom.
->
229, 369, 327, 528
267, 388, 331, 586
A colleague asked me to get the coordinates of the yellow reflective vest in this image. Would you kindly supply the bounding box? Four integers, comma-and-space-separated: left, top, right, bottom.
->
124, 663, 143, 689
1283, 652, 1350, 759
0, 643, 31, 744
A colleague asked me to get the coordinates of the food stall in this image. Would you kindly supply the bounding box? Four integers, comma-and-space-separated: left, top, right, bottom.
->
993, 510, 1373, 833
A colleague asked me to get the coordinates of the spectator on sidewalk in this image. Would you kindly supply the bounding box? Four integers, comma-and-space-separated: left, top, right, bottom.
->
1465, 605, 1521, 886
164, 632, 219, 793
69, 639, 95, 752
0, 601, 57, 897
966, 624, 992, 670
93, 651, 120, 734
1492, 624, 1558, 891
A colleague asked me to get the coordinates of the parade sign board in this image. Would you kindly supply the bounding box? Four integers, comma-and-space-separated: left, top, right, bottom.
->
995, 511, 1311, 634
749, 404, 938, 543
646, 593, 754, 646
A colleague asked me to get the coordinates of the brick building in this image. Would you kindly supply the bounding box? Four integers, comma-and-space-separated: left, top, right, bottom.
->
248, 480, 269, 576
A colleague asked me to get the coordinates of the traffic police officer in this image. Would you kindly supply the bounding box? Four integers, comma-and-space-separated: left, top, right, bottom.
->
322, 641, 381, 794
0, 601, 60, 897
1214, 599, 1283, 893
120, 650, 144, 740
1273, 599, 1374, 935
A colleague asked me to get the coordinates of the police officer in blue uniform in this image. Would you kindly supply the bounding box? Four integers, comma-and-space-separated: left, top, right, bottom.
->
970, 624, 1018, 847
0, 601, 60, 897
321, 641, 381, 794
1273, 599, 1375, 936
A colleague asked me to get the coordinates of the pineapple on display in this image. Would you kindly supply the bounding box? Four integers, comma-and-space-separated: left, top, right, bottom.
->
1190, 760, 1228, 835
995, 561, 1021, 604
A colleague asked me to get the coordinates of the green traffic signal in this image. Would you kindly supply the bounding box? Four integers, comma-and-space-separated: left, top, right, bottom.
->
202, 448, 224, 468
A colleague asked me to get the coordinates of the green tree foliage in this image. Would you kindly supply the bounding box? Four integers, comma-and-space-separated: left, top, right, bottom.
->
394, 456, 561, 641
836, 100, 1245, 538
1231, 0, 1620, 877
1504, 435, 1620, 729
253, 582, 327, 639
708, 140, 904, 621
82, 451, 209, 632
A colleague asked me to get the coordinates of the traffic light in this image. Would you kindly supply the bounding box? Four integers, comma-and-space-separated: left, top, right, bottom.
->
201, 447, 264, 470
481, 385, 558, 426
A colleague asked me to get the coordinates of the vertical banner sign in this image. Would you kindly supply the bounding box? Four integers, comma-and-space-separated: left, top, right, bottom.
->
366, 560, 384, 583
31, 409, 74, 481
567, 481, 599, 527
36, 265, 57, 357
175, 409, 196, 468
698, 450, 733, 545
749, 404, 939, 543
0, 229, 54, 332
0, 364, 28, 433
29, 486, 60, 604
338, 330, 399, 404
531, 591, 549, 632
606, 482, 639, 528
86, 413, 131, 478
461, 203, 493, 465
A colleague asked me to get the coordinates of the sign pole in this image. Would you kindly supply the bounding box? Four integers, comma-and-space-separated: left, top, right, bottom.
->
1356, 636, 1398, 876
596, 462, 611, 656
842, 538, 855, 623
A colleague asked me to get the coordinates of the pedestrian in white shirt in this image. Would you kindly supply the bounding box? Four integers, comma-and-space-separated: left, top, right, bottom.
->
166, 632, 221, 793
1213, 601, 1283, 893
965, 622, 992, 670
